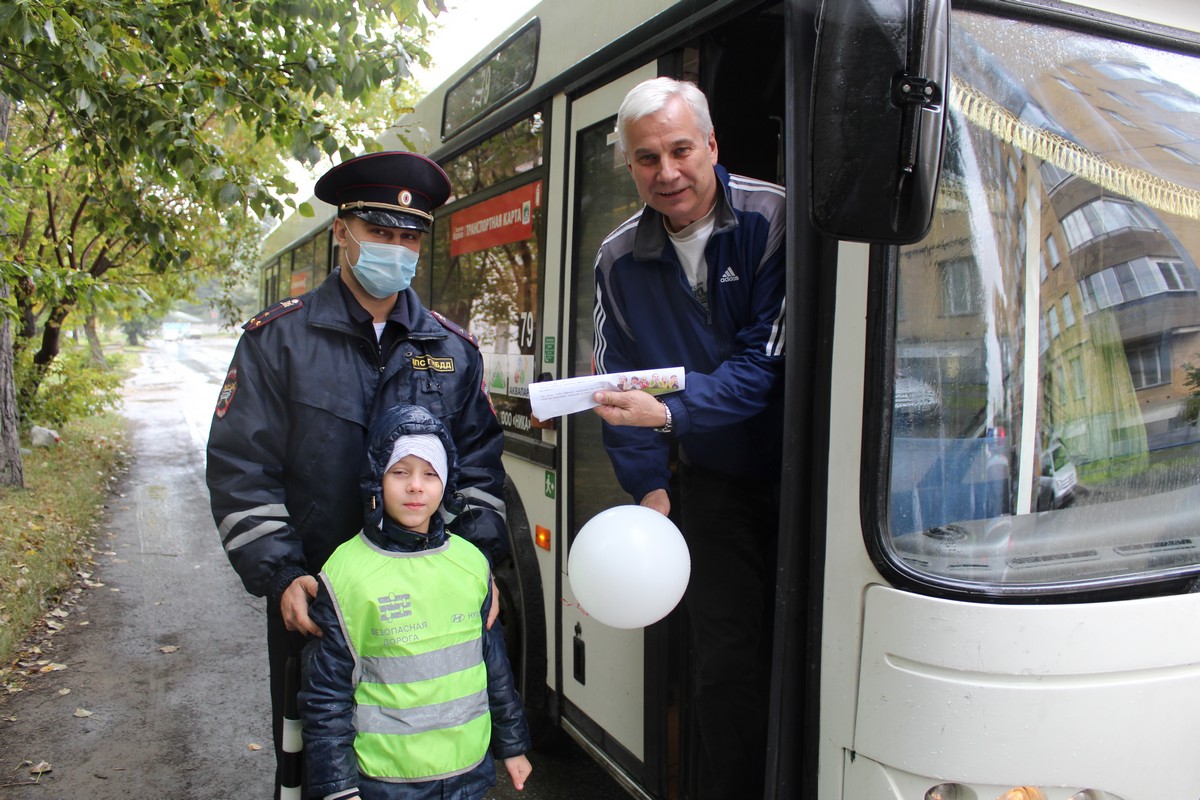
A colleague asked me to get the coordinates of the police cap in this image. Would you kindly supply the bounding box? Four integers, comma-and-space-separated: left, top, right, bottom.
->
314, 151, 451, 233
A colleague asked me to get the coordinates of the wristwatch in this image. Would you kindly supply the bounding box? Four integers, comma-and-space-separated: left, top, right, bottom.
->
654, 398, 673, 434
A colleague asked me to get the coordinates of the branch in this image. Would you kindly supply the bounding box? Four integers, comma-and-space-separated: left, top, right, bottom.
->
68, 194, 92, 271
81, 231, 106, 267
42, 189, 67, 272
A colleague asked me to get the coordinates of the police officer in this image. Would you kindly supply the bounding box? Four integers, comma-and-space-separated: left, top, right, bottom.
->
205, 151, 508, 799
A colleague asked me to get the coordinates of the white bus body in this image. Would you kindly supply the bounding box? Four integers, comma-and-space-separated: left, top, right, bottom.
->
259, 1, 1200, 797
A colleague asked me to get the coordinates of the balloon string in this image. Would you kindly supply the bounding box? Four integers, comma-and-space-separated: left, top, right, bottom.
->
560, 598, 591, 617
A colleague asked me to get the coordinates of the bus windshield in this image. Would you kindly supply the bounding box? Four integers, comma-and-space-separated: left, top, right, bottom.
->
886, 9, 1200, 595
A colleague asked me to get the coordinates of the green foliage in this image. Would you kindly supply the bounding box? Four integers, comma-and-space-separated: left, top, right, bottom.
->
0, 0, 441, 385
0, 0, 441, 220
1184, 358, 1200, 423
15, 342, 123, 429
118, 313, 160, 346
0, 413, 127, 670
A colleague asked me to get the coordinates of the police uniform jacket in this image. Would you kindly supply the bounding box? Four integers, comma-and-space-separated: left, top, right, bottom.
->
206, 269, 508, 602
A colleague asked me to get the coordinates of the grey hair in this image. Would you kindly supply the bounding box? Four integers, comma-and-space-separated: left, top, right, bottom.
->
616, 77, 714, 156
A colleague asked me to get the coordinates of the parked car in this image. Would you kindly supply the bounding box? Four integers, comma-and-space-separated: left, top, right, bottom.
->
894, 375, 940, 417
1038, 439, 1078, 510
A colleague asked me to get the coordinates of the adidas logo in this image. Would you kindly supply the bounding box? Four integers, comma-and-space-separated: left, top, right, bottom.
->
719, 267, 739, 283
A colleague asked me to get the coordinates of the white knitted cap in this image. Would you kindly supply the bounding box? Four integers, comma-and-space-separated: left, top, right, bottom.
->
385, 434, 448, 489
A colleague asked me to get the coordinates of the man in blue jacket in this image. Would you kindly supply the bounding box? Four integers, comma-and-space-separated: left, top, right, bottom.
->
591, 77, 786, 800
206, 151, 507, 799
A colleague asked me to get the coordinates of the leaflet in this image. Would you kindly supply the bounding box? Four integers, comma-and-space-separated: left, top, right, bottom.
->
528, 366, 685, 419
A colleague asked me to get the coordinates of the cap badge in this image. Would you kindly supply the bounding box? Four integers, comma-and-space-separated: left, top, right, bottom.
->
398, 189, 413, 207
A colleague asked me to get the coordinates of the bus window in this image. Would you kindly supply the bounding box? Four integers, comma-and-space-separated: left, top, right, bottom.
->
441, 113, 545, 202
262, 257, 281, 308
442, 20, 540, 140
429, 115, 546, 439
289, 236, 322, 297
884, 10, 1200, 594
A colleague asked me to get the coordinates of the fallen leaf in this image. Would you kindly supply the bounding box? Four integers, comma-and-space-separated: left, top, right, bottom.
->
30, 761, 52, 775
247, 743, 263, 751
73, 708, 93, 718
49, 609, 69, 619
159, 645, 179, 654
57, 688, 71, 696
39, 663, 67, 673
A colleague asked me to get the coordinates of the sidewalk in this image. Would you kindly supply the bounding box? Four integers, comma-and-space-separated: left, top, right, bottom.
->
0, 340, 273, 799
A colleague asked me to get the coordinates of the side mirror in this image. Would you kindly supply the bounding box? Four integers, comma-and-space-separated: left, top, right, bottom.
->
809, 0, 949, 244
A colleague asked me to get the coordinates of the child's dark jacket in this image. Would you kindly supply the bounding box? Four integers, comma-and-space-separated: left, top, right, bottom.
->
298, 405, 531, 800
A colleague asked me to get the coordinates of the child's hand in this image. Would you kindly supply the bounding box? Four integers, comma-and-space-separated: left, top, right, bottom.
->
503, 754, 532, 791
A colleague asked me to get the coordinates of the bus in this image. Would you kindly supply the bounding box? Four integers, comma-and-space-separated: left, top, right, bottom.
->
258, 0, 1200, 797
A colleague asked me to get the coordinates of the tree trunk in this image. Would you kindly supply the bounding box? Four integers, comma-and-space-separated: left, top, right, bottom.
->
33, 299, 72, 366
18, 300, 72, 411
85, 312, 106, 368
0, 93, 24, 488
13, 275, 36, 354
0, 281, 25, 488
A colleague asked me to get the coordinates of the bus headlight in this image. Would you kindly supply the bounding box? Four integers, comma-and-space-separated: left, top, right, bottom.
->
924, 783, 1123, 800
998, 789, 1045, 800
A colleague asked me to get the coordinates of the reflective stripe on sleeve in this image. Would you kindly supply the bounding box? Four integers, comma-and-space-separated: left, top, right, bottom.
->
218, 503, 290, 538
224, 519, 289, 553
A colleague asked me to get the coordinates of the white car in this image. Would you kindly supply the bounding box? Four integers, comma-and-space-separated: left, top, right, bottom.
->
1038, 440, 1078, 509
893, 375, 940, 417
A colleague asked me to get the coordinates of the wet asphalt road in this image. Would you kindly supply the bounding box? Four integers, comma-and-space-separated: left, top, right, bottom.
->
0, 332, 629, 800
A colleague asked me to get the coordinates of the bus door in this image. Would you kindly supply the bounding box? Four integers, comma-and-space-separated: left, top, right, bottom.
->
561, 7, 790, 796
561, 62, 666, 797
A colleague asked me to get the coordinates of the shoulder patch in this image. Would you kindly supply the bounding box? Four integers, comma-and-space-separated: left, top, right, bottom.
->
243, 298, 304, 331
214, 368, 238, 419
429, 309, 480, 349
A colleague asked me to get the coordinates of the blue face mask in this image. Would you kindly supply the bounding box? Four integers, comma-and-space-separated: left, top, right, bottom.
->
346, 227, 420, 298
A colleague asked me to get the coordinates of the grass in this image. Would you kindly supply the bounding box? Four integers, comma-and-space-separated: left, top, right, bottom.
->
0, 413, 128, 669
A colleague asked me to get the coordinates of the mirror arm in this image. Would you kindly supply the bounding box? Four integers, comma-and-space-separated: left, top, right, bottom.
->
892, 74, 945, 174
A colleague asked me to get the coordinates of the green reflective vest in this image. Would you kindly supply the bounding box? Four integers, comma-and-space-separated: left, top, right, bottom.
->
320, 531, 491, 781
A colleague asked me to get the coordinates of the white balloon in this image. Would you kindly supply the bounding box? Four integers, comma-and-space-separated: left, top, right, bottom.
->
568, 505, 690, 629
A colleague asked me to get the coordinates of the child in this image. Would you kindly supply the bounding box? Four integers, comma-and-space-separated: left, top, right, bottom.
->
298, 404, 533, 800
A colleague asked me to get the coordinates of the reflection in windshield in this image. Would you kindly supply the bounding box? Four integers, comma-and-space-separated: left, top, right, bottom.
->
887, 12, 1200, 592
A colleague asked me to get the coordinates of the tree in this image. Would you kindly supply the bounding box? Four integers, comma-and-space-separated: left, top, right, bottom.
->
0, 91, 22, 487
0, 0, 442, 486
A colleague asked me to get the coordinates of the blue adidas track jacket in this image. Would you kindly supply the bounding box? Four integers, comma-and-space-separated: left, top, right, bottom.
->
593, 165, 787, 503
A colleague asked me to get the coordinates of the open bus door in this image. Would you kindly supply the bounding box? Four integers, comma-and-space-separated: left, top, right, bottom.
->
561, 5, 798, 797
562, 63, 668, 798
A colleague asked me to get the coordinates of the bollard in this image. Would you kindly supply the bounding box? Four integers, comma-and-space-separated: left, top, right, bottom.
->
280, 656, 303, 800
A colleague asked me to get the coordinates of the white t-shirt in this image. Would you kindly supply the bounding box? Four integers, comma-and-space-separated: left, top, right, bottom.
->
666, 203, 719, 307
